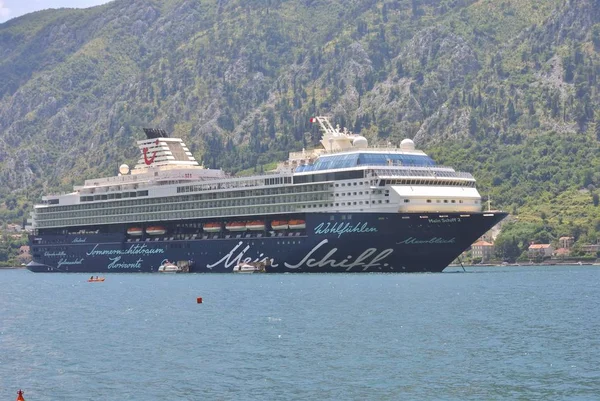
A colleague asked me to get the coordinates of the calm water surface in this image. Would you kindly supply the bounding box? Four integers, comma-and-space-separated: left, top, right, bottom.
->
1, 266, 599, 400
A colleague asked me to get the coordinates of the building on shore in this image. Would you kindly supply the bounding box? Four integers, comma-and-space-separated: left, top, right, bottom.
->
558, 236, 575, 249
472, 240, 495, 262
528, 243, 554, 260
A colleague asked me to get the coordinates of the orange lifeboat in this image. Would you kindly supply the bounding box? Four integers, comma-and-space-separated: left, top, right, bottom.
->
271, 220, 289, 230
88, 277, 105, 282
127, 227, 143, 236
203, 222, 222, 232
288, 219, 306, 230
146, 226, 167, 235
226, 221, 247, 231
246, 220, 266, 231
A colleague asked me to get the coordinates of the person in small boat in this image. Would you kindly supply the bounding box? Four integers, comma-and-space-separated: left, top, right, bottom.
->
90, 276, 93, 280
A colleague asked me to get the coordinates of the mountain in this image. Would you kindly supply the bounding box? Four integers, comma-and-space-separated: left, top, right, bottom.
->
0, 0, 599, 261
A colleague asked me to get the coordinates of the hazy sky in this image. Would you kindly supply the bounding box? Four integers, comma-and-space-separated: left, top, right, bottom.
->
0, 0, 114, 23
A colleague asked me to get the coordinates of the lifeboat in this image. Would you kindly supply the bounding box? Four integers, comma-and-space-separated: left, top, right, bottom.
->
158, 260, 181, 273
203, 222, 222, 232
288, 219, 306, 230
226, 221, 247, 231
127, 227, 143, 236
246, 220, 266, 231
88, 277, 105, 282
270, 220, 289, 230
146, 226, 167, 236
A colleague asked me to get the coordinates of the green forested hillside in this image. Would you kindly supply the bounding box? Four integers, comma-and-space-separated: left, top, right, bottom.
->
0, 0, 600, 261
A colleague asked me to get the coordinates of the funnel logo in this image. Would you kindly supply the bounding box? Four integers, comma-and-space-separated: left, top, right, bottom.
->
143, 139, 160, 165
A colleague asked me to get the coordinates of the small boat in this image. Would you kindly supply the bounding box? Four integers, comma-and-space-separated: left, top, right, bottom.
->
203, 222, 222, 232
127, 227, 143, 236
246, 220, 266, 231
288, 219, 306, 230
226, 221, 247, 231
271, 220, 289, 230
88, 277, 105, 282
146, 226, 167, 235
158, 260, 181, 273
232, 262, 266, 273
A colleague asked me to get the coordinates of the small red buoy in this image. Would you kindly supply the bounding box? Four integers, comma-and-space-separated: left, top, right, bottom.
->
17, 389, 25, 401
196, 297, 203, 304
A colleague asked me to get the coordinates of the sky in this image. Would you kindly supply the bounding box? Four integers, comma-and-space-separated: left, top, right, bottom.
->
0, 0, 114, 23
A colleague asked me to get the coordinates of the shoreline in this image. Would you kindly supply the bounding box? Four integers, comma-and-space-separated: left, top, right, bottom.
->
450, 262, 600, 267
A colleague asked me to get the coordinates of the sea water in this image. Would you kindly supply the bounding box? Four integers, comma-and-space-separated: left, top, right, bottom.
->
1, 266, 599, 401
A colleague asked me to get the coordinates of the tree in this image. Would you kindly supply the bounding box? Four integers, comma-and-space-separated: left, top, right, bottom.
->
593, 24, 600, 51
495, 236, 521, 263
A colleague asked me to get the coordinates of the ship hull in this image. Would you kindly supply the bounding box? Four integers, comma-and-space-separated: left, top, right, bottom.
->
28, 212, 506, 273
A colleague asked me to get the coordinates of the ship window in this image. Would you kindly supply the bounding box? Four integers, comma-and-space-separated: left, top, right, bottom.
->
437, 200, 441, 203
335, 203, 339, 206
427, 200, 432, 203
444, 200, 448, 203
404, 199, 410, 203
451, 200, 456, 203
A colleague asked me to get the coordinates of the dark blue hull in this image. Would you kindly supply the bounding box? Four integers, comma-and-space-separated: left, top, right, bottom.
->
28, 212, 507, 273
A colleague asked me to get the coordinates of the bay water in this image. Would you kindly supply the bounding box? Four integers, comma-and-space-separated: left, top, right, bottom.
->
1, 266, 599, 400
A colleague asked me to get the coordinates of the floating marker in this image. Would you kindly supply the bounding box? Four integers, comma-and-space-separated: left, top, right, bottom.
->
16, 389, 25, 401
196, 297, 203, 304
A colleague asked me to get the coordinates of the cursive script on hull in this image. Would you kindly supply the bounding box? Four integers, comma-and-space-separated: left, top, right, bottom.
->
86, 244, 165, 256
314, 221, 378, 238
57, 258, 84, 268
107, 256, 144, 270
206, 239, 394, 272
397, 237, 456, 245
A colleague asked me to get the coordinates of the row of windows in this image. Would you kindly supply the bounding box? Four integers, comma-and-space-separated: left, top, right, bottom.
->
335, 189, 389, 197
39, 184, 329, 215
294, 170, 364, 184
38, 189, 330, 222
334, 181, 372, 187
379, 179, 475, 187
403, 199, 479, 204
81, 190, 149, 202
36, 204, 304, 228
35, 192, 330, 227
177, 176, 293, 193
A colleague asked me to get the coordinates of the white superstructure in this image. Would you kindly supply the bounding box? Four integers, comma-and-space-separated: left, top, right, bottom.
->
31, 118, 481, 231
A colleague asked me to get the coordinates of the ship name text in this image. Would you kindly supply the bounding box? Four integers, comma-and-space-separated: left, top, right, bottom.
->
427, 218, 461, 224
206, 239, 393, 271
285, 239, 393, 271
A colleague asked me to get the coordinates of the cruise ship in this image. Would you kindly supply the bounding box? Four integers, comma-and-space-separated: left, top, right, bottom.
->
27, 117, 507, 273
